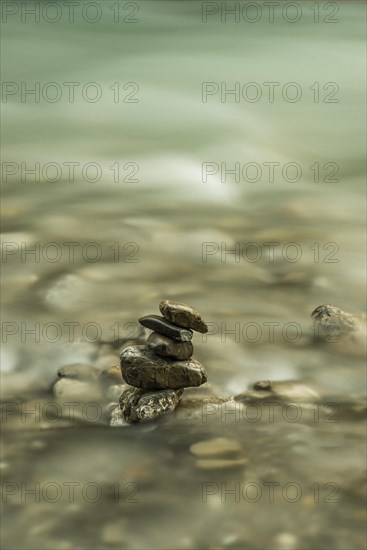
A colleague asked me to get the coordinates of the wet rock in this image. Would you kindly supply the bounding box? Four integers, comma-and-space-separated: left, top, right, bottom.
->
112, 300, 210, 424
235, 380, 319, 403
118, 387, 145, 423
312, 304, 356, 331
53, 378, 102, 402
190, 437, 242, 458
159, 299, 208, 333
110, 404, 129, 427
120, 345, 207, 390
138, 315, 193, 342
117, 386, 183, 423
311, 304, 366, 347
147, 332, 193, 360
57, 363, 99, 381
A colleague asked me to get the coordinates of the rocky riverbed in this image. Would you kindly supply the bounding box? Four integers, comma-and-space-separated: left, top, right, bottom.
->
1, 2, 366, 549
2, 302, 366, 549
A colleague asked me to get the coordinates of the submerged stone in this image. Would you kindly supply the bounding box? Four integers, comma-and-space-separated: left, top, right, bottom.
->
311, 304, 358, 340
159, 300, 208, 333
138, 315, 193, 341
53, 377, 102, 402
119, 387, 145, 423
110, 405, 129, 427
99, 365, 123, 387
190, 437, 242, 458
136, 388, 183, 422
147, 332, 193, 360
120, 345, 207, 390
235, 380, 319, 403
118, 386, 183, 423
57, 363, 99, 381
311, 305, 366, 356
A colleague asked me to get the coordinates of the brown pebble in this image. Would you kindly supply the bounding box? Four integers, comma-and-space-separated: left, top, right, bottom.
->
147, 332, 193, 360
119, 386, 183, 423
159, 300, 208, 333
253, 380, 272, 391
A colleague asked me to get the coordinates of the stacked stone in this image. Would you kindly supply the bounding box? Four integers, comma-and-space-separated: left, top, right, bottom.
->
118, 300, 208, 423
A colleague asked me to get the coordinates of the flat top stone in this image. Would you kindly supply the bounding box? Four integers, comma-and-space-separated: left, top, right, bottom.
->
138, 315, 193, 342
159, 300, 208, 334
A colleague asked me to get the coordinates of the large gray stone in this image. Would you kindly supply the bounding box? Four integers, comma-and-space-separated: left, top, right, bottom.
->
56, 363, 99, 381
120, 345, 207, 390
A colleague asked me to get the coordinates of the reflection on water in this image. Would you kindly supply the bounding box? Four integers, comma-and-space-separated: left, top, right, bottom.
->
1, 1, 366, 548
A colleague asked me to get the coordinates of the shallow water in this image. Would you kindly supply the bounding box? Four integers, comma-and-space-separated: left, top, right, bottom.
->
1, 1, 366, 549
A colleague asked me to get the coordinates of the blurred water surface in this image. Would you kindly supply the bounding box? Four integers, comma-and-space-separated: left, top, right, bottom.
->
1, 1, 366, 549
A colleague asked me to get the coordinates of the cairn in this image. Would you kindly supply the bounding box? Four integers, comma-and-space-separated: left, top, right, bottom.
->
113, 300, 208, 424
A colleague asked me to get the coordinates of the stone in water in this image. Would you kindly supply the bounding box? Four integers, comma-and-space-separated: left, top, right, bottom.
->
190, 437, 242, 458
147, 332, 193, 360
159, 300, 208, 333
120, 345, 207, 390
119, 386, 183, 423
139, 315, 193, 341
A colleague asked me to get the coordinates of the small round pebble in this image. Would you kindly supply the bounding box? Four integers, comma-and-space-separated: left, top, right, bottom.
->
253, 380, 272, 391
190, 437, 242, 458
57, 363, 99, 381
147, 332, 193, 360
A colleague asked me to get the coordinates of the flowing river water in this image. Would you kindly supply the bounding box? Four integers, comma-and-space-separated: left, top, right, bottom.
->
1, 1, 366, 548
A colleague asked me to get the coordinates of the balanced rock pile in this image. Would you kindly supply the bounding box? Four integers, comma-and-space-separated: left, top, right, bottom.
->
113, 300, 208, 424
